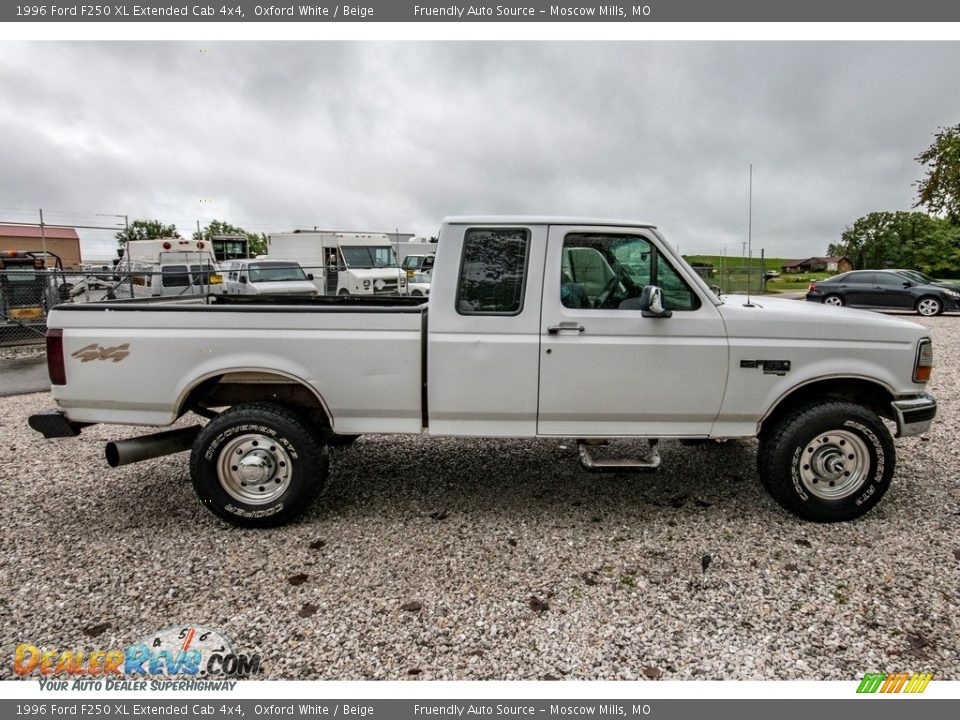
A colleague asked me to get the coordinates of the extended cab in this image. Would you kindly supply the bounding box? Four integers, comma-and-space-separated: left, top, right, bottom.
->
29, 217, 936, 527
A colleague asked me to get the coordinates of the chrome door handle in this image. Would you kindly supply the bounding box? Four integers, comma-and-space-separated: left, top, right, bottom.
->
547, 324, 585, 335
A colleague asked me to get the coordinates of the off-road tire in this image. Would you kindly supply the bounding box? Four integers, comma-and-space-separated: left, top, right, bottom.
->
757, 401, 895, 522
191, 402, 329, 528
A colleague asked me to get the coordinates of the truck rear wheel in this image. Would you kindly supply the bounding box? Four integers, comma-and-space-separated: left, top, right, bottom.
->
190, 403, 329, 527
757, 401, 894, 522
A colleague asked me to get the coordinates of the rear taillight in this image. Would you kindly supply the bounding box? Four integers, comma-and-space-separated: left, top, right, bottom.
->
914, 338, 933, 383
46, 328, 66, 386
808, 281, 817, 292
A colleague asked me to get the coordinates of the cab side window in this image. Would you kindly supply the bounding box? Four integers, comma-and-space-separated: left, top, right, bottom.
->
457, 228, 529, 315
560, 233, 699, 311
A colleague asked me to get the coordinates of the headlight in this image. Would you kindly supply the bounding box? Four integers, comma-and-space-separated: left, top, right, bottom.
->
943, 289, 960, 298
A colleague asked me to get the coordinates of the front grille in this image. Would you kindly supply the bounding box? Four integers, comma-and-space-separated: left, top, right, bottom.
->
373, 280, 399, 295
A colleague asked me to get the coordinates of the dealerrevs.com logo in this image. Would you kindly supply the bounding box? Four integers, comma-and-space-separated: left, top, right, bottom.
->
857, 672, 934, 694
15, 625, 262, 691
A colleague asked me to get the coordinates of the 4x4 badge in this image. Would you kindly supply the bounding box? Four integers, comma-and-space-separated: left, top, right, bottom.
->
71, 343, 130, 363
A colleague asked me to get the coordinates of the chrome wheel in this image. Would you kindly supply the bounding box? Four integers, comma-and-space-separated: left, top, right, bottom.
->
823, 295, 843, 307
216, 433, 292, 505
798, 430, 869, 500
916, 297, 941, 316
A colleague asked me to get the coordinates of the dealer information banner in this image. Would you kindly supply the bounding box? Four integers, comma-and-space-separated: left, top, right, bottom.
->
3, 699, 959, 719
5, 1, 960, 22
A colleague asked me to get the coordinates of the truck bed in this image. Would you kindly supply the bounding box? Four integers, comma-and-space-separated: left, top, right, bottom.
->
49, 296, 429, 434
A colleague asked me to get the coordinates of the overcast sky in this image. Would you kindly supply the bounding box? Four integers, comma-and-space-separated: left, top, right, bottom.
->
2, 41, 959, 260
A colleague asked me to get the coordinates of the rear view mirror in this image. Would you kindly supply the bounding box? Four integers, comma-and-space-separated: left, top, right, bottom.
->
639, 286, 673, 318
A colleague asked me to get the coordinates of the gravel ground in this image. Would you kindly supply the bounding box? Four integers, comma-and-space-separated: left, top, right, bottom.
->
1, 318, 958, 681
0, 343, 44, 361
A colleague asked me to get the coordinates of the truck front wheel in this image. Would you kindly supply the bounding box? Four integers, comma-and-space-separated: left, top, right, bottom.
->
757, 401, 894, 522
190, 403, 329, 527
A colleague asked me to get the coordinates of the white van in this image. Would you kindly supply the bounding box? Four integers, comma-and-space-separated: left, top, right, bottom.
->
266, 231, 407, 296
219, 260, 318, 297
401, 253, 435, 277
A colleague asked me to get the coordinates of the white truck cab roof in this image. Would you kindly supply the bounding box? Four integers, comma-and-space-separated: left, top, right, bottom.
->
442, 216, 657, 229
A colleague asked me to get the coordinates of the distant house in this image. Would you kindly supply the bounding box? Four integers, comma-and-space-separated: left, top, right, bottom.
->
0, 224, 81, 268
781, 256, 852, 274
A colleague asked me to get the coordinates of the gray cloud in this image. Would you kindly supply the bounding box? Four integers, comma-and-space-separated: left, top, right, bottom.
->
1, 41, 959, 260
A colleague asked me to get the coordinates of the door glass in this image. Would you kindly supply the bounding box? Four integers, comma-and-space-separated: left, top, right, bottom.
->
874, 273, 902, 286
560, 233, 698, 311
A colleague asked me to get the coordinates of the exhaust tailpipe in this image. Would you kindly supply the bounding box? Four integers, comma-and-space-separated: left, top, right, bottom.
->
105, 425, 202, 468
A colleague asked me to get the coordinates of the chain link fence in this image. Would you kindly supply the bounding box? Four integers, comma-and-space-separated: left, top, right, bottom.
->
0, 267, 221, 345
4, 262, 774, 346
690, 265, 774, 295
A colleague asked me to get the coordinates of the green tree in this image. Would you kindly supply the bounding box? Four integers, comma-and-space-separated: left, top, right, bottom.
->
193, 219, 267, 256
915, 123, 960, 223
115, 219, 179, 246
828, 211, 943, 271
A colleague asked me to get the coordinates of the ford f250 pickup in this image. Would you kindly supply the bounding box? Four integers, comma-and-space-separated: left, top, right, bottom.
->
29, 217, 937, 527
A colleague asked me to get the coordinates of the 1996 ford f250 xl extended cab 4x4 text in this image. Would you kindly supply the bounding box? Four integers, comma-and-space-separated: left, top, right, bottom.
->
29, 217, 937, 527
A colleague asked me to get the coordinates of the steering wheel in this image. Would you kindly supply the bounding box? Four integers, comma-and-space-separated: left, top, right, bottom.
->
595, 272, 622, 309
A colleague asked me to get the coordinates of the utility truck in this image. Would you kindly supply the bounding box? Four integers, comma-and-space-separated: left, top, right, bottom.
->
30, 217, 936, 528
117, 237, 223, 297
0, 250, 70, 333
266, 231, 407, 296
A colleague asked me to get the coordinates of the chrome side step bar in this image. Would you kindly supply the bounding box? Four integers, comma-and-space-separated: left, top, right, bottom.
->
577, 439, 661, 473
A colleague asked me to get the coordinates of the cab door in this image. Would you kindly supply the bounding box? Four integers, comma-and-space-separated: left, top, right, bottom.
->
537, 226, 728, 437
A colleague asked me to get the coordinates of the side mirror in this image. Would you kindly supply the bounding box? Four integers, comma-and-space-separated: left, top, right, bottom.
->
307, 273, 314, 281
238, 275, 247, 284
903, 281, 913, 287
638, 285, 673, 318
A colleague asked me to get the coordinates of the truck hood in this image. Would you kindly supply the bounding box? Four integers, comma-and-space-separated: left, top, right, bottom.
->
717, 294, 928, 342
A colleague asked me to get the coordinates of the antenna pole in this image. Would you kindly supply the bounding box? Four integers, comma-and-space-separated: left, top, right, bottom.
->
745, 163, 754, 306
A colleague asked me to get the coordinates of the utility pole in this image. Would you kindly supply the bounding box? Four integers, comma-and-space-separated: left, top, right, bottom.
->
39, 209, 47, 266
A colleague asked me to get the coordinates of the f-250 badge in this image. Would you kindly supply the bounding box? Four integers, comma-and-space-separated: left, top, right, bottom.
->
71, 343, 130, 363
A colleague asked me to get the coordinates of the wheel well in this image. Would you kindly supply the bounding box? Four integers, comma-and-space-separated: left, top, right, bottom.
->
759, 378, 894, 439
177, 372, 333, 430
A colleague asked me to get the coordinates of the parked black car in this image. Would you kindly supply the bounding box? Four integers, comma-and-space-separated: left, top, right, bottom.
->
806, 269, 960, 316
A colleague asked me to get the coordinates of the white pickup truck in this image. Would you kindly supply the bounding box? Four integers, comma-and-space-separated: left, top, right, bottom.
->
29, 217, 936, 527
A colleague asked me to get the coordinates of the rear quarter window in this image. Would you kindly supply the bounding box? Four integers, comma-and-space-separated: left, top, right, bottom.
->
456, 228, 530, 315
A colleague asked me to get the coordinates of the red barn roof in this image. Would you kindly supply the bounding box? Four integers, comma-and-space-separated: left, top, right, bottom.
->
0, 224, 80, 240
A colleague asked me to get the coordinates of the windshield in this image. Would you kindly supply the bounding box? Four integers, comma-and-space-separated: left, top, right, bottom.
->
249, 263, 308, 283
899, 270, 935, 284
340, 245, 397, 269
